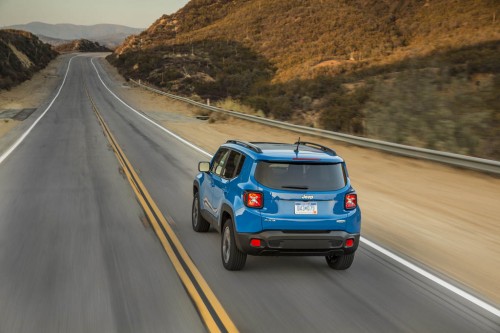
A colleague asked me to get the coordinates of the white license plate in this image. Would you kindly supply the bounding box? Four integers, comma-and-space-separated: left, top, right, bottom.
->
294, 202, 318, 215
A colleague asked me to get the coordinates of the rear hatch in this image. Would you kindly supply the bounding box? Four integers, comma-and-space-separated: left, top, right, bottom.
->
254, 161, 349, 231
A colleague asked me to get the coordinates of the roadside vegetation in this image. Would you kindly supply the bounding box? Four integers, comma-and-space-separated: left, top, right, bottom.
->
108, 0, 500, 159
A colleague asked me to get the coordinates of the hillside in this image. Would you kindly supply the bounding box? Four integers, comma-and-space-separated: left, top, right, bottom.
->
0, 29, 58, 90
5, 22, 144, 49
108, 0, 500, 159
55, 39, 111, 53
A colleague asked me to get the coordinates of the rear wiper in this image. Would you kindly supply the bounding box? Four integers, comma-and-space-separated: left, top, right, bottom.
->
281, 185, 309, 190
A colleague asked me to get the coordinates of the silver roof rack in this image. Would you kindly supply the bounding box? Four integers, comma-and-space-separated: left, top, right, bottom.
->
226, 140, 263, 153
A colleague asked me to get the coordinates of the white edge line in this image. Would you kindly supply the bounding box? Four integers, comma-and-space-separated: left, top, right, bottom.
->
0, 55, 78, 165
361, 237, 500, 317
90, 57, 500, 319
90, 58, 211, 159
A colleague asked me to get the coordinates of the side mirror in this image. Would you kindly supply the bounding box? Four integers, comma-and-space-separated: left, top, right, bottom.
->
198, 161, 210, 173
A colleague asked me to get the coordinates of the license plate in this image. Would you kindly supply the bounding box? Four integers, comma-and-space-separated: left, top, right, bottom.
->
294, 202, 318, 215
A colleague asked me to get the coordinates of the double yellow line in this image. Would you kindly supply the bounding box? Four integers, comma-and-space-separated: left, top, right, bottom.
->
85, 86, 238, 333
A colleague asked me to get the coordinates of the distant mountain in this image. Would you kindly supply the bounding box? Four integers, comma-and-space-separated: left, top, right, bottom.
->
55, 39, 111, 53
37, 34, 71, 47
0, 29, 57, 90
4, 22, 143, 49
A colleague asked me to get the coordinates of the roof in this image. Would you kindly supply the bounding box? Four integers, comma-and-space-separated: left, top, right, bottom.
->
222, 140, 344, 163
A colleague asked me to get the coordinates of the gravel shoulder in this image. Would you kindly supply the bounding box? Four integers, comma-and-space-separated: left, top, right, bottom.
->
0, 120, 19, 139
99, 58, 500, 305
0, 55, 66, 140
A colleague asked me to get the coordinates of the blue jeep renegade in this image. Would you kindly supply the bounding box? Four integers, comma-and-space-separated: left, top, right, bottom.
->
192, 140, 361, 270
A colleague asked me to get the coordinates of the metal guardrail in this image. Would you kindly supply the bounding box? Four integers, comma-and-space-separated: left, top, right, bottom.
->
130, 79, 500, 174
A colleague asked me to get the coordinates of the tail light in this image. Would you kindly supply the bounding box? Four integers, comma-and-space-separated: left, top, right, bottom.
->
345, 193, 357, 210
250, 239, 262, 247
244, 191, 263, 208
345, 239, 354, 248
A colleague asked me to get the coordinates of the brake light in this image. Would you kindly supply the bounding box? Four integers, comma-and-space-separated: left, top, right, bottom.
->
250, 239, 262, 247
345, 193, 357, 210
244, 191, 263, 208
345, 239, 354, 248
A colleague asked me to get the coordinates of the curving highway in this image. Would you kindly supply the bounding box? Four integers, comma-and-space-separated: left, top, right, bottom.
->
0, 55, 498, 332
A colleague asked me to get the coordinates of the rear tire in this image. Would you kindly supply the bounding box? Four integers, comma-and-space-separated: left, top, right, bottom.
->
326, 253, 355, 270
192, 192, 210, 232
221, 219, 247, 271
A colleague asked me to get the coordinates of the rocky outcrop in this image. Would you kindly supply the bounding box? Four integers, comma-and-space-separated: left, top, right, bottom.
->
0, 29, 58, 90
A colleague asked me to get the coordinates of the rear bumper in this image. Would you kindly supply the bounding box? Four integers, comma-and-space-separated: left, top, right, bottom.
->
235, 230, 360, 256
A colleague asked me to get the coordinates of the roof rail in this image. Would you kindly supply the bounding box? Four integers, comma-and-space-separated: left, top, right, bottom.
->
294, 141, 336, 155
226, 140, 263, 153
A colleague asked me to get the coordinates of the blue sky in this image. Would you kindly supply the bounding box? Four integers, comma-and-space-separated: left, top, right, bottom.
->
0, 0, 190, 28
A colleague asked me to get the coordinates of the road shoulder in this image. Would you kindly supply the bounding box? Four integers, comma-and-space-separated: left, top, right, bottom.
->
0, 55, 68, 152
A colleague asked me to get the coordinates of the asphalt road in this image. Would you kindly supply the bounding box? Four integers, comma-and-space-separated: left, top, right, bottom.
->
0, 55, 498, 332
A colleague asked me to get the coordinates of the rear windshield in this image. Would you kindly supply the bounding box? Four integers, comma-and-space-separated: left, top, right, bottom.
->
254, 162, 347, 191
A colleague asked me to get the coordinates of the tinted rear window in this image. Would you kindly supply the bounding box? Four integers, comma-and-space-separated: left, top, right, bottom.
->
254, 162, 347, 191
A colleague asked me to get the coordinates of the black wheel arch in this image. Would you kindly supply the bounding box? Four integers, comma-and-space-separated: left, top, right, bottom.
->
193, 181, 200, 195
220, 204, 245, 252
